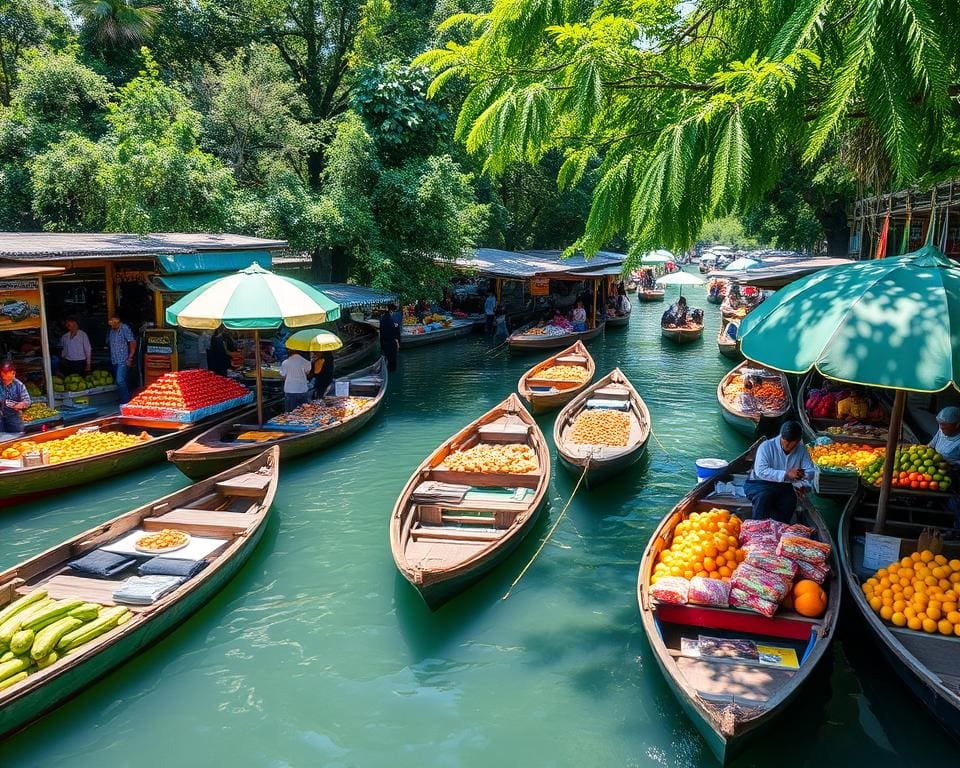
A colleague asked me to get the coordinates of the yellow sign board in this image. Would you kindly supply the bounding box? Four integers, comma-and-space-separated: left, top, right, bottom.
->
529, 278, 550, 296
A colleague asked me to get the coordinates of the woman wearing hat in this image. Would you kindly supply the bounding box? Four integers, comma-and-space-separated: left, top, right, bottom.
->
0, 361, 31, 434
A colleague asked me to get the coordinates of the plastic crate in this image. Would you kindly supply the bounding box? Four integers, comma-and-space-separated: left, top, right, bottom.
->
121, 392, 254, 423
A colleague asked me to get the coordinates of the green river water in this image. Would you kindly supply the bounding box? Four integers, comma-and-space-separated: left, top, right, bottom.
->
0, 286, 956, 767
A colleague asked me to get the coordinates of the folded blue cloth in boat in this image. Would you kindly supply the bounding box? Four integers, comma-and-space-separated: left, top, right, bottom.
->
113, 575, 185, 605
68, 549, 138, 578
138, 557, 207, 578
585, 398, 630, 411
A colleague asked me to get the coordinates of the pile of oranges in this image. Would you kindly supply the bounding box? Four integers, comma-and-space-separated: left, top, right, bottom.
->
862, 550, 960, 636
652, 508, 746, 584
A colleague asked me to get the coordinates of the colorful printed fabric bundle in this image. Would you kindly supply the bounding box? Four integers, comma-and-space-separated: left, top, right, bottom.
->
728, 587, 778, 617
796, 558, 832, 584
687, 576, 731, 607
744, 551, 799, 581
777, 536, 832, 565
649, 576, 690, 605
740, 518, 786, 545
780, 523, 815, 539
729, 562, 791, 603
741, 534, 780, 555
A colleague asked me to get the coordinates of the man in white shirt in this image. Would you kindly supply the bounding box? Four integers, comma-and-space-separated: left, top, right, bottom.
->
59, 317, 92, 377
744, 421, 816, 522
280, 352, 312, 412
928, 407, 960, 467
484, 291, 496, 335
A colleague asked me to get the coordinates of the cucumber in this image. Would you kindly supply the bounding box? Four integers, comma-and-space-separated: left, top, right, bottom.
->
0, 657, 30, 682
0, 671, 29, 691
23, 599, 84, 631
36, 652, 58, 670
0, 598, 53, 645
68, 604, 100, 622
58, 607, 129, 651
9, 630, 33, 655
0, 590, 47, 627
31, 617, 83, 660
0, 651, 14, 663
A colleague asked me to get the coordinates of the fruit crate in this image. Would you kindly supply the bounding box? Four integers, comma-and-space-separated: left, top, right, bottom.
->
54, 385, 119, 408
121, 392, 254, 423
22, 414, 64, 433
814, 467, 860, 497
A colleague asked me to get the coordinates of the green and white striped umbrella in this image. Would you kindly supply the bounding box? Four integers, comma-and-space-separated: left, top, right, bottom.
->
165, 263, 340, 330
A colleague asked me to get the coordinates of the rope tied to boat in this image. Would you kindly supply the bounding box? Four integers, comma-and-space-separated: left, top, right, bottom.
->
648, 424, 685, 469
502, 456, 590, 601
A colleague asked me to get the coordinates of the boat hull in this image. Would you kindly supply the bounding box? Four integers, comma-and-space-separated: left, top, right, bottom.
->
400, 322, 474, 347
334, 332, 378, 372
0, 498, 268, 738
720, 405, 758, 437
706, 294, 723, 304
605, 314, 630, 327
557, 442, 647, 488
661, 326, 703, 343
508, 324, 604, 351
636, 290, 665, 302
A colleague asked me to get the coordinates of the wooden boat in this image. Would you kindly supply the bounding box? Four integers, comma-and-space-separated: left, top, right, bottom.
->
391, 393, 550, 609
0, 446, 278, 738
553, 369, 651, 488
721, 305, 749, 322
717, 361, 791, 437
797, 371, 918, 446
637, 444, 841, 764
717, 320, 743, 360
517, 341, 596, 414
400, 319, 475, 347
168, 358, 387, 480
839, 489, 960, 741
661, 322, 704, 343
636, 289, 666, 302
606, 297, 632, 327
626, 280, 638, 293
333, 322, 379, 372
507, 322, 604, 352
0, 405, 255, 508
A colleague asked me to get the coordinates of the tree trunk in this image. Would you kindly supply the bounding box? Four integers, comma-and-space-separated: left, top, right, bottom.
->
819, 201, 850, 257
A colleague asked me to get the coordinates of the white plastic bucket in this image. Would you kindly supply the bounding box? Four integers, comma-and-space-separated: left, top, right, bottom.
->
696, 458, 728, 482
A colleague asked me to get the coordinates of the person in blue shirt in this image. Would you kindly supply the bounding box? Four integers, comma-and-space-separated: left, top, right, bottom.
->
107, 315, 137, 404
483, 291, 497, 335
0, 361, 30, 434
744, 421, 816, 522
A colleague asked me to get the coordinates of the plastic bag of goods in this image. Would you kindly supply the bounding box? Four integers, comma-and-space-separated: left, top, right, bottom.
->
744, 551, 799, 581
729, 587, 779, 618
649, 576, 690, 605
742, 535, 780, 555
796, 558, 832, 584
780, 523, 815, 540
687, 576, 731, 608
729, 563, 791, 603
778, 536, 831, 565
740, 518, 786, 545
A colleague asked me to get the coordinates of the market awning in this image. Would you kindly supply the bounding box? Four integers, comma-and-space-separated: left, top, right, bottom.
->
150, 273, 232, 292
452, 248, 627, 279
312, 283, 397, 309
721, 258, 856, 289
0, 263, 65, 279
553, 264, 626, 278
157, 250, 273, 274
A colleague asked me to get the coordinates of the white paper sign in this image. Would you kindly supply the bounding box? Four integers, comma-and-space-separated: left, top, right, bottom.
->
334, 380, 350, 397
863, 532, 902, 571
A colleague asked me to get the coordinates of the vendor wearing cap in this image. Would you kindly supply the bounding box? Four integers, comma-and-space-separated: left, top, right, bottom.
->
0, 361, 31, 434
744, 420, 816, 522
929, 407, 960, 467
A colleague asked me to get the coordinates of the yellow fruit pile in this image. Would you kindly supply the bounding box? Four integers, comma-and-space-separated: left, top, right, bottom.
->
570, 409, 631, 446
440, 443, 539, 474
11, 431, 149, 465
535, 365, 588, 382
23, 403, 60, 422
862, 550, 960, 636
808, 442, 881, 472
651, 508, 746, 584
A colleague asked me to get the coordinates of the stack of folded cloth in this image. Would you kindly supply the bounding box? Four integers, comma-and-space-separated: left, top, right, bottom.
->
113, 575, 185, 605
138, 557, 207, 578
68, 549, 137, 577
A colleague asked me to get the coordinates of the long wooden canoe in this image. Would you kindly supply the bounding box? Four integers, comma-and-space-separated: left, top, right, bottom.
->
839, 488, 960, 740
637, 444, 841, 764
554, 368, 651, 488
517, 341, 595, 415
168, 358, 387, 480
0, 446, 278, 738
717, 320, 743, 361
797, 371, 919, 446
606, 297, 632, 327
661, 322, 704, 343
717, 361, 791, 437
391, 393, 550, 609
400, 319, 475, 347
507, 322, 604, 352
636, 289, 666, 302
334, 322, 379, 373
0, 405, 255, 508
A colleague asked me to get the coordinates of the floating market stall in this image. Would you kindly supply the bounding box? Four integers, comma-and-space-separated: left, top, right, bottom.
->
738, 243, 960, 739
311, 284, 395, 371
716, 362, 791, 437
657, 272, 705, 343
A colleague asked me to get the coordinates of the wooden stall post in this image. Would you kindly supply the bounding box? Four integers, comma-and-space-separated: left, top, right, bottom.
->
104, 262, 116, 320
37, 275, 55, 408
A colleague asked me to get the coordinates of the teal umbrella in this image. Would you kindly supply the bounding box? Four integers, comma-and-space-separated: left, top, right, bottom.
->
165, 263, 341, 425
738, 244, 960, 529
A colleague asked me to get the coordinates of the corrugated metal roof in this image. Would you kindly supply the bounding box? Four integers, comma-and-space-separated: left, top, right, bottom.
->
453, 248, 627, 279
0, 232, 288, 260
312, 283, 398, 309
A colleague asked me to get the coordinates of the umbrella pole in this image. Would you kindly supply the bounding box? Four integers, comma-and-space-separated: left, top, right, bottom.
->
875, 389, 907, 533
254, 329, 264, 426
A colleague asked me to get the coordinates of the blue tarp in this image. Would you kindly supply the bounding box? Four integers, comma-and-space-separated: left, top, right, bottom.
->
156, 250, 273, 274
312, 284, 397, 309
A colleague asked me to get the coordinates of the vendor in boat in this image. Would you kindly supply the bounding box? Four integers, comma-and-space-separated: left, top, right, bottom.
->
207, 327, 233, 377
737, 376, 759, 413
662, 296, 689, 326
380, 303, 401, 372
571, 300, 587, 332
280, 351, 312, 411
929, 407, 960, 467
744, 421, 816, 522
0, 361, 30, 434
311, 350, 336, 399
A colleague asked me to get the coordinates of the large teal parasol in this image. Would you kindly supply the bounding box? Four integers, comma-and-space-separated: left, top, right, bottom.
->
738, 244, 960, 529
165, 263, 341, 425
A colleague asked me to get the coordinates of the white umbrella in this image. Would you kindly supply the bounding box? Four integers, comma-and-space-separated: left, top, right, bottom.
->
656, 271, 705, 297
642, 250, 673, 264
724, 257, 761, 272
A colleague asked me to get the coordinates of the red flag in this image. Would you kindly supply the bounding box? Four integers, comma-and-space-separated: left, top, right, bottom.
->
874, 213, 890, 259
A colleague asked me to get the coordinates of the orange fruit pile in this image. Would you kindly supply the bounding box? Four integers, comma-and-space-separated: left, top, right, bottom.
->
652, 508, 746, 585
784, 579, 828, 617
862, 550, 960, 636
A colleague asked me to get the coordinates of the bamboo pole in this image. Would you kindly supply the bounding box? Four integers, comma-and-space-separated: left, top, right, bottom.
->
254, 329, 264, 426
874, 389, 906, 533
36, 276, 55, 409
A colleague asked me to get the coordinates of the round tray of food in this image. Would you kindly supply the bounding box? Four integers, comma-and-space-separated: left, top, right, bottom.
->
134, 528, 191, 554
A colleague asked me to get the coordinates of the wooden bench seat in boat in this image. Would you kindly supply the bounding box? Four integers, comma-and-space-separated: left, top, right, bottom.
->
477, 422, 530, 442
215, 473, 272, 498
428, 468, 541, 489
417, 503, 519, 528
411, 524, 503, 543
526, 376, 581, 388
655, 602, 821, 641
592, 386, 630, 401
675, 657, 797, 703
142, 509, 253, 537
18, 574, 149, 610
555, 354, 588, 364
